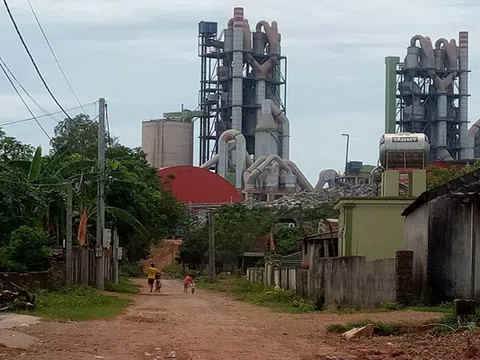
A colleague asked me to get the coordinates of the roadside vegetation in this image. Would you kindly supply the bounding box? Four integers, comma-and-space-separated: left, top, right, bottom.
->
196, 275, 314, 313
105, 277, 141, 294
33, 286, 131, 321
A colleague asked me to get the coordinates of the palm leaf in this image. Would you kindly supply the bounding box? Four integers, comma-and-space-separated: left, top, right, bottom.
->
28, 146, 42, 182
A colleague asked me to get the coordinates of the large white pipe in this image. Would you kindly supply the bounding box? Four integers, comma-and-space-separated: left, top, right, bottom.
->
459, 31, 473, 159
437, 95, 447, 147
255, 99, 279, 158
271, 100, 290, 160
201, 141, 235, 169
218, 129, 246, 189
285, 160, 314, 192
232, 7, 244, 131
256, 80, 266, 127
438, 148, 454, 161
245, 154, 291, 186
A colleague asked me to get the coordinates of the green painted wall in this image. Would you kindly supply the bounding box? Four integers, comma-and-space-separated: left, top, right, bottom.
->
335, 198, 415, 260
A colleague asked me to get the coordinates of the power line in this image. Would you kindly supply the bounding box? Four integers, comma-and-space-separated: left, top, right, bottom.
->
25, 0, 86, 114
0, 57, 60, 123
0, 102, 96, 127
3, 0, 72, 120
0, 61, 51, 140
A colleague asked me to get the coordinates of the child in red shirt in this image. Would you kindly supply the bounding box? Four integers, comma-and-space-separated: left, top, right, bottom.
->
184, 275, 194, 294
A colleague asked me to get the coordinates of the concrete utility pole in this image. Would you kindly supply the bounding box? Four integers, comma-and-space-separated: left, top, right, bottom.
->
96, 97, 106, 290
208, 209, 216, 282
65, 182, 73, 285
112, 229, 119, 284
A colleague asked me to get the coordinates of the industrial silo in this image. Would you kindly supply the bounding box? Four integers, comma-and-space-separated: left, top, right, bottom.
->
141, 118, 194, 169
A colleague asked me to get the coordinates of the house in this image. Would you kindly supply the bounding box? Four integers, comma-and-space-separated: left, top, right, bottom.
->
300, 219, 338, 266
402, 169, 480, 304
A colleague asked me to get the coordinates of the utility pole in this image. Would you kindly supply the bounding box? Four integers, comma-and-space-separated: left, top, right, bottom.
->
112, 229, 119, 284
341, 133, 350, 178
96, 97, 106, 290
208, 209, 216, 282
65, 182, 73, 286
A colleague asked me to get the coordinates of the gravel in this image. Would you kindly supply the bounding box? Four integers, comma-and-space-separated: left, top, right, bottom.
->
245, 183, 377, 209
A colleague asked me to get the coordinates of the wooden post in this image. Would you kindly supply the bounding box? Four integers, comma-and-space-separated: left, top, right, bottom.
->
208, 209, 216, 282
65, 182, 73, 285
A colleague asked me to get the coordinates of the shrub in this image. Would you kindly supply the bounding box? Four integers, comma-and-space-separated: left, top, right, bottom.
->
2, 226, 51, 272
120, 263, 144, 278
162, 263, 183, 278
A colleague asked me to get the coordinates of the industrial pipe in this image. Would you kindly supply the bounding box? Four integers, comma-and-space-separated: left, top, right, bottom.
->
255, 99, 279, 159
315, 169, 338, 191
255, 20, 279, 55
458, 31, 472, 159
245, 154, 291, 186
218, 129, 246, 189
438, 148, 454, 161
410, 35, 434, 69
285, 160, 314, 192
231, 7, 244, 131
271, 100, 290, 160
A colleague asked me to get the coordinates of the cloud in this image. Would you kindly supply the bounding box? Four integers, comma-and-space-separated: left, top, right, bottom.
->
1, 0, 480, 184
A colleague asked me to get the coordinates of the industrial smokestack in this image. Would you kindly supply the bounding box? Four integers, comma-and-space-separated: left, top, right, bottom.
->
231, 7, 244, 131
458, 31, 473, 159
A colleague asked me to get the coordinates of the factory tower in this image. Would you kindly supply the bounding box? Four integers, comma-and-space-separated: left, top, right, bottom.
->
385, 32, 474, 161
197, 7, 312, 201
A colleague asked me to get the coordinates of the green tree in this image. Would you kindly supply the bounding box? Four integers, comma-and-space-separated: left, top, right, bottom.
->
7, 226, 51, 272
50, 114, 117, 158
274, 225, 299, 256
0, 128, 34, 160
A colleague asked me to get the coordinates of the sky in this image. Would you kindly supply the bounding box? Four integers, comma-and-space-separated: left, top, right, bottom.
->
1, 0, 480, 185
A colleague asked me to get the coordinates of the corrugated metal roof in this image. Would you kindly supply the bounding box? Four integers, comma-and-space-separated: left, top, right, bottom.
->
158, 166, 244, 205
402, 168, 480, 217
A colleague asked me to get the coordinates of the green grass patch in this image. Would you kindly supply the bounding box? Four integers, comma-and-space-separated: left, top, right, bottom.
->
105, 277, 141, 294
327, 320, 403, 336
33, 285, 132, 321
406, 303, 453, 313
196, 275, 314, 313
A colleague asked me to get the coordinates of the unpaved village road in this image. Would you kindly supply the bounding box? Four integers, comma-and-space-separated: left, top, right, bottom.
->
1, 280, 477, 360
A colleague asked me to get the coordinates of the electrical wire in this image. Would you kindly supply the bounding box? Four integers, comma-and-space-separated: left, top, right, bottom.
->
3, 0, 72, 120
0, 57, 59, 123
25, 0, 86, 114
0, 102, 96, 127
0, 61, 51, 140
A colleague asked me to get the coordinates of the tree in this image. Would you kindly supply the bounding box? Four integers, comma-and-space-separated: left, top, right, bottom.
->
0, 161, 46, 244
0, 128, 34, 160
50, 114, 117, 158
47, 115, 187, 262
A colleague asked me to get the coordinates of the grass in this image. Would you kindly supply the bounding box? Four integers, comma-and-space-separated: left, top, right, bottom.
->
196, 275, 314, 313
105, 277, 141, 294
32, 285, 132, 321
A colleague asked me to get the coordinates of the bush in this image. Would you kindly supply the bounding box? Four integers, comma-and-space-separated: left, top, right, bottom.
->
0, 226, 51, 272
120, 263, 144, 278
162, 263, 183, 278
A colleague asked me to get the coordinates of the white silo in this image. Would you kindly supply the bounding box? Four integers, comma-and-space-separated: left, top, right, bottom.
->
141, 118, 193, 169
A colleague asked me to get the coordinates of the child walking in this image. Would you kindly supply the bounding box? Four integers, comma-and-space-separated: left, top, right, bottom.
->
183, 274, 194, 294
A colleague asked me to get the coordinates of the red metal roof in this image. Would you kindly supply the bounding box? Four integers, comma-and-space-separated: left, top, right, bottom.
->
157, 166, 244, 205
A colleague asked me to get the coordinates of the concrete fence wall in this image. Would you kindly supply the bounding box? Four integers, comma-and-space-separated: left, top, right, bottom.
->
247, 251, 414, 310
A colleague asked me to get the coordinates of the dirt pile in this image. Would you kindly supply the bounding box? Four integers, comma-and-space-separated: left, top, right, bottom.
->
140, 239, 182, 273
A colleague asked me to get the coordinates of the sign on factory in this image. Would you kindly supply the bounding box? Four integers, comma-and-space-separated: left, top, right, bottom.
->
392, 137, 418, 143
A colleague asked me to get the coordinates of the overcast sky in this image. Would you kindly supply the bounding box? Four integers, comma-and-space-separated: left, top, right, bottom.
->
1, 0, 479, 184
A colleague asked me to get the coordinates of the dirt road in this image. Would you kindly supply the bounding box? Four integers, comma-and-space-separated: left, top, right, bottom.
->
0, 280, 464, 360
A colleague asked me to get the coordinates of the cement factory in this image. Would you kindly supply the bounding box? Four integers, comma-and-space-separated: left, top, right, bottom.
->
141, 7, 480, 206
